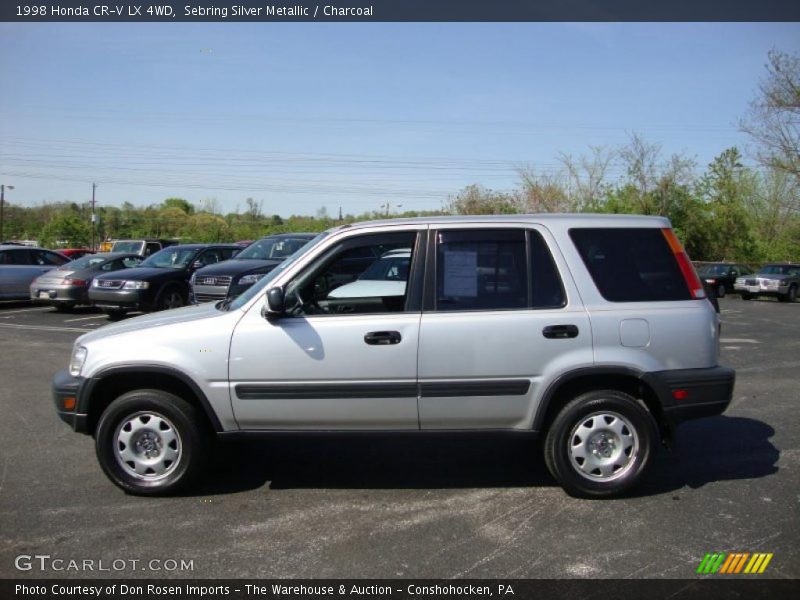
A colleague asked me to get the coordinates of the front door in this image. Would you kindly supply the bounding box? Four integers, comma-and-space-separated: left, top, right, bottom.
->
229, 229, 425, 430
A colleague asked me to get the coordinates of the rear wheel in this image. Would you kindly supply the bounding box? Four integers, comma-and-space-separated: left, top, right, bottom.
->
54, 303, 75, 312
740, 292, 752, 300
94, 389, 209, 495
716, 284, 726, 298
780, 285, 797, 303
543, 390, 657, 498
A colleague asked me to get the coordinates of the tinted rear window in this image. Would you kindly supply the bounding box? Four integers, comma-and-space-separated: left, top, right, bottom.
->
569, 228, 691, 302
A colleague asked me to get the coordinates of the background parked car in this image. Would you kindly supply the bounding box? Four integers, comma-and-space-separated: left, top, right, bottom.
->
90, 244, 240, 316
58, 248, 96, 260
30, 252, 143, 311
694, 262, 753, 298
735, 263, 800, 302
190, 233, 315, 303
110, 238, 178, 257
0, 245, 70, 300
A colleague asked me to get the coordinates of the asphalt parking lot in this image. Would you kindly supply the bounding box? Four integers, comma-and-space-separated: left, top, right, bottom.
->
0, 297, 797, 579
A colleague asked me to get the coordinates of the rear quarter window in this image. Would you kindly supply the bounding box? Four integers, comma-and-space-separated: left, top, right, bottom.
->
570, 228, 691, 302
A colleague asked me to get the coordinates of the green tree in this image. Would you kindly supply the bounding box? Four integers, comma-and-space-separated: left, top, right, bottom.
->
162, 197, 195, 215
39, 213, 92, 248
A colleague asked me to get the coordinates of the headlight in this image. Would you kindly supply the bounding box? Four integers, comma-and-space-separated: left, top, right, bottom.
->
69, 346, 87, 377
705, 278, 716, 284
91, 279, 100, 287
238, 273, 265, 285
122, 280, 150, 289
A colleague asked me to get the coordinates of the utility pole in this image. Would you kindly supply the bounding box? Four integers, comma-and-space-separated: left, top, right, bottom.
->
0, 184, 14, 243
91, 182, 97, 250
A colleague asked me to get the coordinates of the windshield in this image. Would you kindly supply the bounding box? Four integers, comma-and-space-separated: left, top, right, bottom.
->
140, 247, 197, 269
698, 264, 731, 276
359, 254, 411, 281
58, 255, 108, 270
112, 241, 144, 253
226, 233, 328, 311
760, 265, 791, 275
236, 236, 312, 260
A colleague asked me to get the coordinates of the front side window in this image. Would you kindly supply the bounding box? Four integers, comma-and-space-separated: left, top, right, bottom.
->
284, 232, 417, 316
33, 250, 68, 266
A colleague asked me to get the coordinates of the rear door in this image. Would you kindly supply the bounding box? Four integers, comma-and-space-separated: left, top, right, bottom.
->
0, 249, 53, 298
417, 224, 592, 430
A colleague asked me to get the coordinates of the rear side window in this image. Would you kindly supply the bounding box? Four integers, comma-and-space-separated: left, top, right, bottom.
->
570, 228, 691, 302
436, 230, 528, 311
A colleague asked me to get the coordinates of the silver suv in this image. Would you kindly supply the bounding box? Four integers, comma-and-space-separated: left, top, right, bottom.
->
53, 215, 734, 498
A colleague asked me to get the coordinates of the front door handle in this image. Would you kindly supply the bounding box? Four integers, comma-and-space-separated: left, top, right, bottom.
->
364, 331, 402, 345
542, 324, 579, 339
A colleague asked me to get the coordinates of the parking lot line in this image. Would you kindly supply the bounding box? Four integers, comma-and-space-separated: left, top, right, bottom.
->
0, 306, 50, 315
63, 315, 105, 322
0, 323, 92, 333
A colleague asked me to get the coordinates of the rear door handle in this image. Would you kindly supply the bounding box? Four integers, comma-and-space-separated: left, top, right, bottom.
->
364, 331, 402, 345
542, 324, 579, 339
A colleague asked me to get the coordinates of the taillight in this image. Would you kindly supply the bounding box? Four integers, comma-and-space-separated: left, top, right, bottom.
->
64, 278, 87, 287
661, 228, 706, 299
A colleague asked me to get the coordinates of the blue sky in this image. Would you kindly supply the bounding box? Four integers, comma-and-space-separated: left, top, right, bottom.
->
1, 22, 798, 217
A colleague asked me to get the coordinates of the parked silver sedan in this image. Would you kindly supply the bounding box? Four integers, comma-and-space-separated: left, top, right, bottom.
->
0, 245, 70, 300
30, 252, 144, 310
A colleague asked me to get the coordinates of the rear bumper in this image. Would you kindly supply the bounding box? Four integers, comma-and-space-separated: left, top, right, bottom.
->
30, 285, 88, 304
52, 369, 90, 434
643, 366, 735, 429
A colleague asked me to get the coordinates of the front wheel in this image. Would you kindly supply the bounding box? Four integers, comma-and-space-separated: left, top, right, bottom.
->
95, 389, 209, 495
740, 292, 753, 300
779, 285, 797, 303
543, 390, 657, 498
157, 286, 186, 311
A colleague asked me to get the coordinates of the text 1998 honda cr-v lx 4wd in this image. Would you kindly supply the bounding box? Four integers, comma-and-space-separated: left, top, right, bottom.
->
53, 215, 734, 498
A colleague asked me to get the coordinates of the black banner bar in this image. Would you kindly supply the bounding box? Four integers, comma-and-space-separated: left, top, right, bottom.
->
2, 0, 799, 23
3, 579, 800, 600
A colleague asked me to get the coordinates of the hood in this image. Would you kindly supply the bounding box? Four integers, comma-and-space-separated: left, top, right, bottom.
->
754, 273, 791, 281
195, 258, 280, 278
95, 266, 184, 282
77, 302, 220, 345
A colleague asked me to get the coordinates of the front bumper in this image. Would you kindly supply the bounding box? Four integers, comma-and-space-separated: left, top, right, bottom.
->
643, 366, 735, 430
88, 288, 152, 310
52, 369, 90, 433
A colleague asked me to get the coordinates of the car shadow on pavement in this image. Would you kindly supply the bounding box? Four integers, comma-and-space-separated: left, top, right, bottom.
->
194, 434, 554, 495
632, 416, 779, 497
191, 416, 778, 497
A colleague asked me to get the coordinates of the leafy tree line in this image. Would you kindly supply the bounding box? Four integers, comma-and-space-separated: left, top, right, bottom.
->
3, 50, 798, 263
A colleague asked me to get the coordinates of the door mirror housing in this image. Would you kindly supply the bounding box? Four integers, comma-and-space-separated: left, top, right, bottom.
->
265, 287, 285, 318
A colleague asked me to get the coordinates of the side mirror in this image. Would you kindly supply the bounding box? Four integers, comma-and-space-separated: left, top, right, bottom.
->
191, 260, 204, 271
265, 287, 285, 318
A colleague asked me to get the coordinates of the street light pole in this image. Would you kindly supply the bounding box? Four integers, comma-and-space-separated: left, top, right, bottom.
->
91, 182, 97, 250
0, 184, 15, 243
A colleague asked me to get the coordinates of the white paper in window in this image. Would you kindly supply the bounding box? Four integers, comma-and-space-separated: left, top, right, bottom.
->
443, 250, 478, 297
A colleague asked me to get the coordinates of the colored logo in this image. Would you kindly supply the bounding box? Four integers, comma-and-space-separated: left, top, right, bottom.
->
697, 552, 773, 574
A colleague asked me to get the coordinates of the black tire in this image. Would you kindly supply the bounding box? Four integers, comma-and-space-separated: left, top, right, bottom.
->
94, 389, 209, 495
157, 285, 186, 311
740, 292, 752, 300
54, 303, 75, 312
543, 390, 658, 498
780, 285, 797, 303
716, 284, 726, 298
102, 308, 126, 320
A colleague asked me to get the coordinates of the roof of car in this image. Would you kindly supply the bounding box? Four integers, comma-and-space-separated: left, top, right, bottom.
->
263, 232, 316, 239
332, 213, 671, 232
0, 244, 62, 252
155, 243, 241, 251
